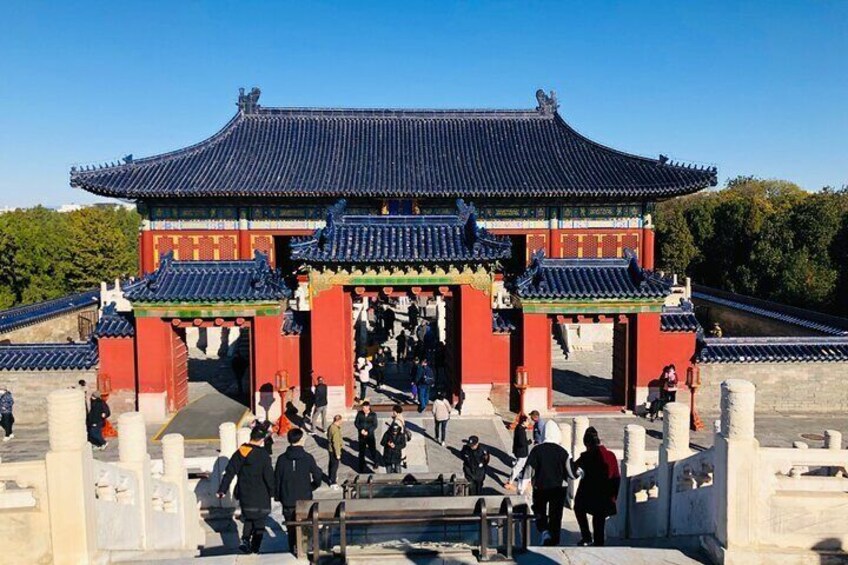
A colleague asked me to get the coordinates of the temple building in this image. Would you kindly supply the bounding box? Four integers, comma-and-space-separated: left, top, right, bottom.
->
56, 87, 725, 421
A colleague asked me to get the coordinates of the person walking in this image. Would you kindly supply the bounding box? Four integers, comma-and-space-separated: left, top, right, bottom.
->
529, 410, 546, 445
326, 415, 343, 489
87, 391, 111, 450
663, 364, 679, 404
461, 435, 490, 495
274, 428, 323, 556
573, 427, 621, 547
216, 426, 275, 554
524, 421, 576, 546
407, 301, 419, 330
416, 358, 435, 413
310, 376, 328, 432
396, 330, 408, 362
354, 401, 379, 472
384, 305, 396, 337
0, 386, 14, 442
505, 415, 531, 492
251, 418, 275, 455
355, 356, 372, 402
431, 392, 451, 446
373, 348, 387, 392
409, 357, 420, 403
381, 421, 407, 473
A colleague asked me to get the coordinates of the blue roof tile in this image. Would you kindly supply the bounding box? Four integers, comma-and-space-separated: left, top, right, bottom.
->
93, 303, 135, 337
0, 341, 99, 371
125, 251, 290, 303
492, 310, 517, 334
697, 337, 848, 364
0, 290, 99, 334
70, 89, 717, 200
291, 200, 511, 265
661, 300, 701, 332
514, 250, 670, 301
282, 310, 304, 335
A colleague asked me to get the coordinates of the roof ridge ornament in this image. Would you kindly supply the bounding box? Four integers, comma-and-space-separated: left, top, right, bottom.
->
535, 89, 559, 116
237, 87, 262, 114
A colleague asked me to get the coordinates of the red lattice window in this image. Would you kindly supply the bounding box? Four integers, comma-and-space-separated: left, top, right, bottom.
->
198, 236, 215, 260
157, 237, 175, 261
526, 234, 547, 263
602, 234, 619, 258
219, 237, 236, 260
622, 234, 639, 256
254, 236, 273, 263
582, 235, 599, 259
178, 237, 195, 261
560, 235, 580, 258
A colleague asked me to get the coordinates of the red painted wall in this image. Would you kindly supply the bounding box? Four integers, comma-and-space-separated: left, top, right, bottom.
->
550, 228, 642, 261
279, 335, 301, 391
252, 314, 283, 390
97, 337, 136, 391
491, 333, 511, 384
642, 228, 655, 270
633, 313, 697, 389
135, 317, 170, 393
311, 286, 353, 400
458, 285, 498, 385
520, 312, 551, 390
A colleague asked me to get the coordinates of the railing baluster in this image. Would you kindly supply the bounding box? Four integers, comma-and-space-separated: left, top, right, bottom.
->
504, 497, 514, 559
310, 502, 320, 563
339, 501, 347, 560
478, 498, 488, 561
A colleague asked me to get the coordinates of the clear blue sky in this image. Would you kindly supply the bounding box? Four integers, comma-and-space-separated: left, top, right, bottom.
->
1, 1, 846, 207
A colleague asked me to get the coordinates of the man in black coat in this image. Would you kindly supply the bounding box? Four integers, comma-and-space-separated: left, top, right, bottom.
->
217, 426, 275, 554
524, 422, 577, 546
274, 428, 322, 555
460, 435, 490, 495
86, 392, 110, 450
354, 401, 379, 472
309, 376, 328, 432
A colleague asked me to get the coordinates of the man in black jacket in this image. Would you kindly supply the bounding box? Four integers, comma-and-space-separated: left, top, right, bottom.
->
309, 376, 328, 432
86, 392, 110, 450
354, 401, 379, 472
524, 421, 577, 546
217, 426, 275, 554
274, 428, 322, 555
460, 435, 490, 495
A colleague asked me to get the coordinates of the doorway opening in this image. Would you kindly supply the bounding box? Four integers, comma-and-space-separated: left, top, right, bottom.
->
550, 316, 629, 409
184, 325, 252, 407
349, 287, 458, 408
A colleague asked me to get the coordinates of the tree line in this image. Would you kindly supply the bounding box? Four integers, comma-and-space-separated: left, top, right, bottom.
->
655, 177, 848, 317
0, 206, 140, 309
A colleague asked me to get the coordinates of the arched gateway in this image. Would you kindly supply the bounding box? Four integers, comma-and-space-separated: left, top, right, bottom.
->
75, 88, 716, 422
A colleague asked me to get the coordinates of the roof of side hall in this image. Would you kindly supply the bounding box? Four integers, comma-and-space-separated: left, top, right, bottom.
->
70, 88, 717, 200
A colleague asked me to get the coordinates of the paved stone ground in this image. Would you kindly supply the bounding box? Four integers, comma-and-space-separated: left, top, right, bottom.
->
552, 345, 614, 407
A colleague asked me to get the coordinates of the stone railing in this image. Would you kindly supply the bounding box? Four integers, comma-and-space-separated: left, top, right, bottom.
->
0, 389, 204, 564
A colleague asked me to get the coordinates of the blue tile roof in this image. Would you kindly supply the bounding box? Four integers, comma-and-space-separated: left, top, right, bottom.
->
70, 89, 717, 201
492, 310, 517, 334
661, 300, 701, 332
697, 337, 848, 364
282, 310, 304, 335
0, 341, 99, 371
0, 290, 99, 334
291, 199, 511, 265
93, 303, 135, 337
692, 286, 848, 336
514, 250, 670, 301
125, 251, 290, 303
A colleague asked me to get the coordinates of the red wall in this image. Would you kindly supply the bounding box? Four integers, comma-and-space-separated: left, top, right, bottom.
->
633, 313, 697, 389
550, 228, 642, 261
135, 317, 171, 394
279, 335, 301, 390
311, 286, 354, 402
97, 337, 136, 391
252, 314, 283, 389
458, 285, 499, 385
520, 313, 552, 391
491, 333, 511, 384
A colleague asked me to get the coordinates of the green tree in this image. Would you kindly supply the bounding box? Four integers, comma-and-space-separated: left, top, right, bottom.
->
656, 209, 697, 275
65, 207, 137, 291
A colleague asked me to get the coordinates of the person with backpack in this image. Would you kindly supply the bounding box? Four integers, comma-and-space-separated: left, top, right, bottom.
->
416, 358, 435, 413
381, 421, 407, 474
0, 386, 14, 442
217, 426, 275, 554
460, 435, 490, 495
274, 428, 323, 556
431, 392, 451, 446
87, 391, 111, 450
524, 421, 577, 546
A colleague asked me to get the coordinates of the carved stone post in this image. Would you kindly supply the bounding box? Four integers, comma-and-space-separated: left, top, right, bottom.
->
45, 389, 97, 564
162, 433, 203, 550
616, 424, 647, 538
216, 422, 238, 506
656, 402, 690, 537
824, 430, 843, 477
568, 416, 590, 504
117, 411, 153, 550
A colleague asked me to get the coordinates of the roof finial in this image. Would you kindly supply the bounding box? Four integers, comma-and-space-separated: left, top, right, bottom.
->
237, 86, 262, 114
535, 89, 559, 116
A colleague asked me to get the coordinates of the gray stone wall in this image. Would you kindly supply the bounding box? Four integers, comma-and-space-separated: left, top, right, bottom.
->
696, 362, 848, 414
0, 369, 97, 425
0, 305, 98, 344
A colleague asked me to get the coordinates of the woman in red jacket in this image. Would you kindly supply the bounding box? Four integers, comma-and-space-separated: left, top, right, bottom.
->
573, 427, 621, 546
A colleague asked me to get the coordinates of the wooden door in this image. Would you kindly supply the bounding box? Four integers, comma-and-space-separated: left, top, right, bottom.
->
611, 316, 630, 407
169, 327, 189, 412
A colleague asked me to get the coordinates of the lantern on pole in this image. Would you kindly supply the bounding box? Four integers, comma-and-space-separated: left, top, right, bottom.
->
98, 373, 118, 438
686, 366, 705, 431
275, 370, 292, 435
509, 366, 530, 430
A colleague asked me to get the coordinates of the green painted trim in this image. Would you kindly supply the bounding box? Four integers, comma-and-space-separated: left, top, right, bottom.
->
344, 274, 467, 285
516, 298, 664, 314
134, 303, 282, 318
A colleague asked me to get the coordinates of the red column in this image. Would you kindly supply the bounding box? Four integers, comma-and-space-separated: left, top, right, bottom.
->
135, 317, 170, 394
521, 312, 551, 389
140, 230, 154, 275
97, 337, 137, 392
642, 227, 655, 270
252, 315, 283, 392
311, 286, 352, 397
633, 312, 663, 389
459, 285, 494, 384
